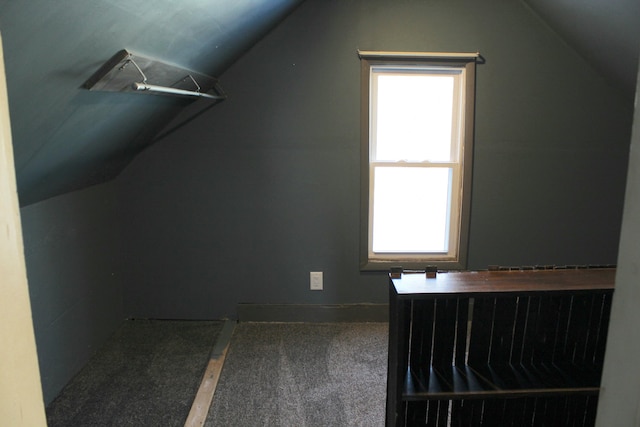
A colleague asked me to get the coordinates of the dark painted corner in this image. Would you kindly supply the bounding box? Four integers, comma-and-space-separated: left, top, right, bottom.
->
20, 182, 123, 403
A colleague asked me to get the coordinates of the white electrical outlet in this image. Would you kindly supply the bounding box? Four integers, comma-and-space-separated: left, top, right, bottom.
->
310, 271, 323, 290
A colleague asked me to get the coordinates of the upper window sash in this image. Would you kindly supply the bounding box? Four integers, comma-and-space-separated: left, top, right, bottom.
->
370, 65, 465, 165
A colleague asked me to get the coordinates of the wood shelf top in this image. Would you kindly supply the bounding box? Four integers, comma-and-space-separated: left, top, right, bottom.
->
391, 268, 616, 298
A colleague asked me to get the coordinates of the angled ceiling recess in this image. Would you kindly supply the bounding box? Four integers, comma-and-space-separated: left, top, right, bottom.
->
0, 0, 305, 206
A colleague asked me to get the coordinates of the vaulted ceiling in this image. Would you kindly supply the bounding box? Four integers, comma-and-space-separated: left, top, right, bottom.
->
0, 0, 638, 206
0, 0, 304, 206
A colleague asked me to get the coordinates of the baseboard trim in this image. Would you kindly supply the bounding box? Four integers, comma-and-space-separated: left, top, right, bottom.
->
237, 303, 389, 323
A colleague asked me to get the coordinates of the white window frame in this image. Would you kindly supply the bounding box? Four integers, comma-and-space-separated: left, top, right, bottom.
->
358, 51, 478, 271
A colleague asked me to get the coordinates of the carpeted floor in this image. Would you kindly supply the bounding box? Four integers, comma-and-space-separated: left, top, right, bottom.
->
205, 322, 388, 427
46, 319, 223, 427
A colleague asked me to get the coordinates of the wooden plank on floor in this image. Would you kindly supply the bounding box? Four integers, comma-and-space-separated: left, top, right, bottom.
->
184, 319, 235, 427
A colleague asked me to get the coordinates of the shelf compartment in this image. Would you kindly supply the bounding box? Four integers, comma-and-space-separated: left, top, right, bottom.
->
402, 394, 599, 427
404, 363, 601, 401
386, 269, 615, 427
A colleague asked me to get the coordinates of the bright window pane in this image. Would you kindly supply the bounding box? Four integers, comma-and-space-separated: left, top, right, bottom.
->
372, 167, 452, 253
374, 73, 455, 162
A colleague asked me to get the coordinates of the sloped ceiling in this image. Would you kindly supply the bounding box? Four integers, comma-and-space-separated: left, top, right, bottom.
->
0, 0, 304, 206
1, 0, 638, 206
523, 0, 640, 97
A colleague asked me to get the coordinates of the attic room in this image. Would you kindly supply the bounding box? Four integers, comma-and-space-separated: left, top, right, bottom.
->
1, 0, 640, 426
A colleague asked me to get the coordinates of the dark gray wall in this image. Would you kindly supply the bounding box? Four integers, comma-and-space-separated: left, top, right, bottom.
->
21, 181, 123, 404
117, 0, 633, 320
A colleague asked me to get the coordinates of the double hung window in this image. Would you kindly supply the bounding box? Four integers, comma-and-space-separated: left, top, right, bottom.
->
359, 52, 477, 270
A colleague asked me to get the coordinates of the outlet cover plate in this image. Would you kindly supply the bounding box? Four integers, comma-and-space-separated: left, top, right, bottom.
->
310, 272, 323, 290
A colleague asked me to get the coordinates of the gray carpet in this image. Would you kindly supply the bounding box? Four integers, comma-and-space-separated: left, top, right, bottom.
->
206, 322, 388, 427
46, 319, 223, 427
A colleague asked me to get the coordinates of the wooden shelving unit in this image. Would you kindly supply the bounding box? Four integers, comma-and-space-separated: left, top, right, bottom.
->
386, 268, 615, 427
